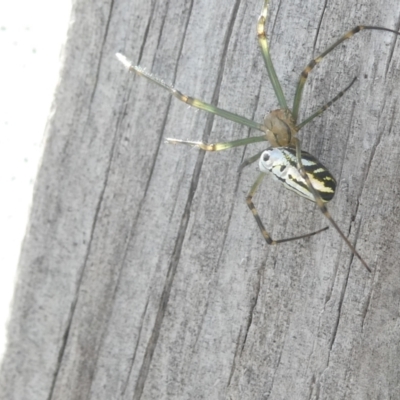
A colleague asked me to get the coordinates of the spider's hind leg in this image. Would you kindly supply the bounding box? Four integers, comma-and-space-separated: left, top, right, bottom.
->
293, 138, 371, 272
247, 172, 329, 245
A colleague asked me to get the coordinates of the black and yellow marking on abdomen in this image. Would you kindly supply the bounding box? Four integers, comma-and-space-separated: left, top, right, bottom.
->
282, 147, 336, 202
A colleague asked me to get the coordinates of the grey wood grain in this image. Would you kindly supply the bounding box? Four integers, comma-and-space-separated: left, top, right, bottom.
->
1, 0, 400, 399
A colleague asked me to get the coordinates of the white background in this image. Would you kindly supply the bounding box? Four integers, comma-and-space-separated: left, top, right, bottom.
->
0, 0, 72, 360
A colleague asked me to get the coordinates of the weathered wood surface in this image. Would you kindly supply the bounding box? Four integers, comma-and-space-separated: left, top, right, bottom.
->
1, 0, 400, 399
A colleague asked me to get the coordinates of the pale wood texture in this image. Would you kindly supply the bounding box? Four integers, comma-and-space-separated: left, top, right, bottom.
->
2, 0, 400, 399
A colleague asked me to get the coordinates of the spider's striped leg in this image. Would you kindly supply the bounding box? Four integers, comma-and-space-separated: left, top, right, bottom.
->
257, 0, 288, 109
238, 150, 264, 173
296, 77, 357, 130
292, 26, 400, 121
166, 135, 267, 151
116, 53, 264, 132
293, 138, 371, 272
247, 172, 329, 245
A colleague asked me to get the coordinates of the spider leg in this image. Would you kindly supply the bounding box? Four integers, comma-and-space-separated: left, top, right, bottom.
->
247, 172, 329, 244
238, 150, 264, 173
292, 26, 400, 121
296, 77, 357, 130
293, 138, 371, 272
166, 135, 267, 151
258, 0, 288, 109
116, 53, 264, 132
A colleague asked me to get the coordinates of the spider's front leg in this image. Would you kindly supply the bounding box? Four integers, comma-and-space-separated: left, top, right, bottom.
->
293, 138, 371, 272
116, 53, 264, 132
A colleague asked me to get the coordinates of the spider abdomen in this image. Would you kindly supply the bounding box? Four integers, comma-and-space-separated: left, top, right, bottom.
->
259, 147, 336, 203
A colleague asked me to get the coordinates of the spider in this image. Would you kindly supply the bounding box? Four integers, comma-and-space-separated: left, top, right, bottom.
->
116, 0, 400, 273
